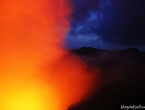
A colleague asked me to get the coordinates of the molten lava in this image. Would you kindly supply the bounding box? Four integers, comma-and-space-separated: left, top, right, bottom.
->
0, 0, 100, 110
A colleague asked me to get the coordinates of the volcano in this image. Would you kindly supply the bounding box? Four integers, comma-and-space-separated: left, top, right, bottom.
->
68, 47, 145, 110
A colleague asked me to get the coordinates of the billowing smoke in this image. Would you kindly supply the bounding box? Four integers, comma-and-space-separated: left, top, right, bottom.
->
0, 0, 100, 110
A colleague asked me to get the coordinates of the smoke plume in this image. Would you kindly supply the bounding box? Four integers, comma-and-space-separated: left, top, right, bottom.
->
0, 0, 100, 110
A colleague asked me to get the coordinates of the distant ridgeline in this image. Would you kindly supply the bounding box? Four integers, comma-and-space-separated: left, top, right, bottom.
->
70, 47, 144, 56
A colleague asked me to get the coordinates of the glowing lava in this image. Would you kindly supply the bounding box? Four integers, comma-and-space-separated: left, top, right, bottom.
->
0, 0, 100, 110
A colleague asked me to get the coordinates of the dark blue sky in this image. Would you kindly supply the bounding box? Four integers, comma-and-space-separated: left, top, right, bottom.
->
65, 0, 145, 51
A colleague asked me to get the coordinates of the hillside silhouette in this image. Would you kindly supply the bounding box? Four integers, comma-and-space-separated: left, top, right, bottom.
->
68, 47, 145, 110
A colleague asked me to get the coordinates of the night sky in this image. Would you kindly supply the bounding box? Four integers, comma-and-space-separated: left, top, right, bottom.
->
65, 0, 145, 51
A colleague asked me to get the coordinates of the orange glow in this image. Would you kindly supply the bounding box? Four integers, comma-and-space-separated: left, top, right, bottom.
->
0, 0, 100, 110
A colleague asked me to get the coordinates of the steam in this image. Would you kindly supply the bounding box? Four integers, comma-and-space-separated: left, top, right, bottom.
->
0, 0, 100, 110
